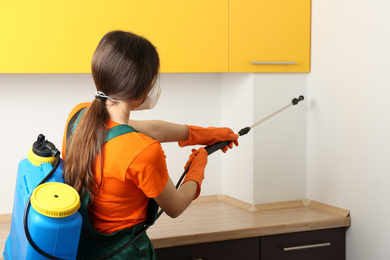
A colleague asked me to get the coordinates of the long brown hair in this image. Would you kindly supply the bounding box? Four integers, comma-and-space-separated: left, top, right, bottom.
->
64, 31, 160, 200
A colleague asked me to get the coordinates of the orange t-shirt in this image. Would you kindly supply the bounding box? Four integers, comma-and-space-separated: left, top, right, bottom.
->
62, 103, 169, 233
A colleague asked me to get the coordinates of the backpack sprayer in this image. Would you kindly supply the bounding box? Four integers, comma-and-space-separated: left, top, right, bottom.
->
4, 135, 82, 260
3, 95, 304, 260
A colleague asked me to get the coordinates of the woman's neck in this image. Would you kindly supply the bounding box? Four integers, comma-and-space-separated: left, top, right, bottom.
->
105, 101, 131, 124
105, 98, 144, 124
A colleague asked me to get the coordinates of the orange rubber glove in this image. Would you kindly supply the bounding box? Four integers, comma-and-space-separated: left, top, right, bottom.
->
179, 125, 239, 152
181, 147, 208, 199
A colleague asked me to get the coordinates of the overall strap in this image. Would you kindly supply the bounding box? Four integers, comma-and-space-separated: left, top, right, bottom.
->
106, 124, 139, 143
66, 108, 86, 143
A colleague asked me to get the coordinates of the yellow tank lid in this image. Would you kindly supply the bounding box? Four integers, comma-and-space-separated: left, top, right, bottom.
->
28, 147, 56, 166
31, 182, 80, 218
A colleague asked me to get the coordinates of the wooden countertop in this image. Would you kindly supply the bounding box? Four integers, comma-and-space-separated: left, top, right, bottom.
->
0, 196, 350, 256
148, 196, 351, 249
0, 214, 12, 260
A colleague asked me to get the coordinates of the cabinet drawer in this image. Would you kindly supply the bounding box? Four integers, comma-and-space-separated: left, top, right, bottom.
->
261, 228, 345, 260
155, 237, 259, 260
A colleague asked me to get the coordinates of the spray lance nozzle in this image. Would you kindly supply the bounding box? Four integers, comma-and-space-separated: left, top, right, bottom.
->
292, 95, 304, 105
205, 95, 304, 155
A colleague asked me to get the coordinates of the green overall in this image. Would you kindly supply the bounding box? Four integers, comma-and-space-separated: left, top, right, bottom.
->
77, 192, 158, 260
68, 108, 159, 260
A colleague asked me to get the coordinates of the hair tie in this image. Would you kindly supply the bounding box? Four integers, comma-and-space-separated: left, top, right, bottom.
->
95, 95, 107, 101
95, 91, 122, 103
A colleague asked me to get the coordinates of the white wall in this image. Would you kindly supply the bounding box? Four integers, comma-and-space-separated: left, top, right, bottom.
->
220, 73, 255, 204
253, 74, 307, 204
219, 73, 307, 205
219, 73, 307, 204
308, 1, 390, 259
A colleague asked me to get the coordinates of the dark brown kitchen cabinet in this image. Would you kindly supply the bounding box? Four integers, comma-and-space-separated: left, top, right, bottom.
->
155, 228, 345, 260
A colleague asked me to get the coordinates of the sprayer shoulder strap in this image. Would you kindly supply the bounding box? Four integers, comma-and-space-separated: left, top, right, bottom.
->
67, 107, 139, 143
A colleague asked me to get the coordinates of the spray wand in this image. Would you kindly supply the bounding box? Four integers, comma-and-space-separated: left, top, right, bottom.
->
204, 95, 304, 155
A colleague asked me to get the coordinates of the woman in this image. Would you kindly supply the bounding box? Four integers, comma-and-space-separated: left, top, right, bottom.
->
62, 30, 238, 259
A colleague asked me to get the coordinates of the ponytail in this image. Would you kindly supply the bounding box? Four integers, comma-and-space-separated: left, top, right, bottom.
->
63, 30, 160, 202
64, 99, 108, 201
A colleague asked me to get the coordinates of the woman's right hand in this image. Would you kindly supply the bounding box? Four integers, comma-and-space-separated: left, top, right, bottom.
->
182, 148, 208, 199
154, 148, 208, 218
184, 147, 208, 170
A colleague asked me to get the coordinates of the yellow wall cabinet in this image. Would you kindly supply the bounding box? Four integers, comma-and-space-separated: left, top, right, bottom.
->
229, 0, 311, 72
0, 1, 228, 73
0, 0, 310, 73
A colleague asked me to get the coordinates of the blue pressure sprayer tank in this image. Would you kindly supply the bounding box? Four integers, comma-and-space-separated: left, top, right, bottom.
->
3, 135, 82, 260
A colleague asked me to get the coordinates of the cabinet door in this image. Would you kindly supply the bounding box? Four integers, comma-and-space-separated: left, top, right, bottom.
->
155, 238, 259, 260
261, 228, 345, 260
0, 0, 228, 73
229, 0, 311, 72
